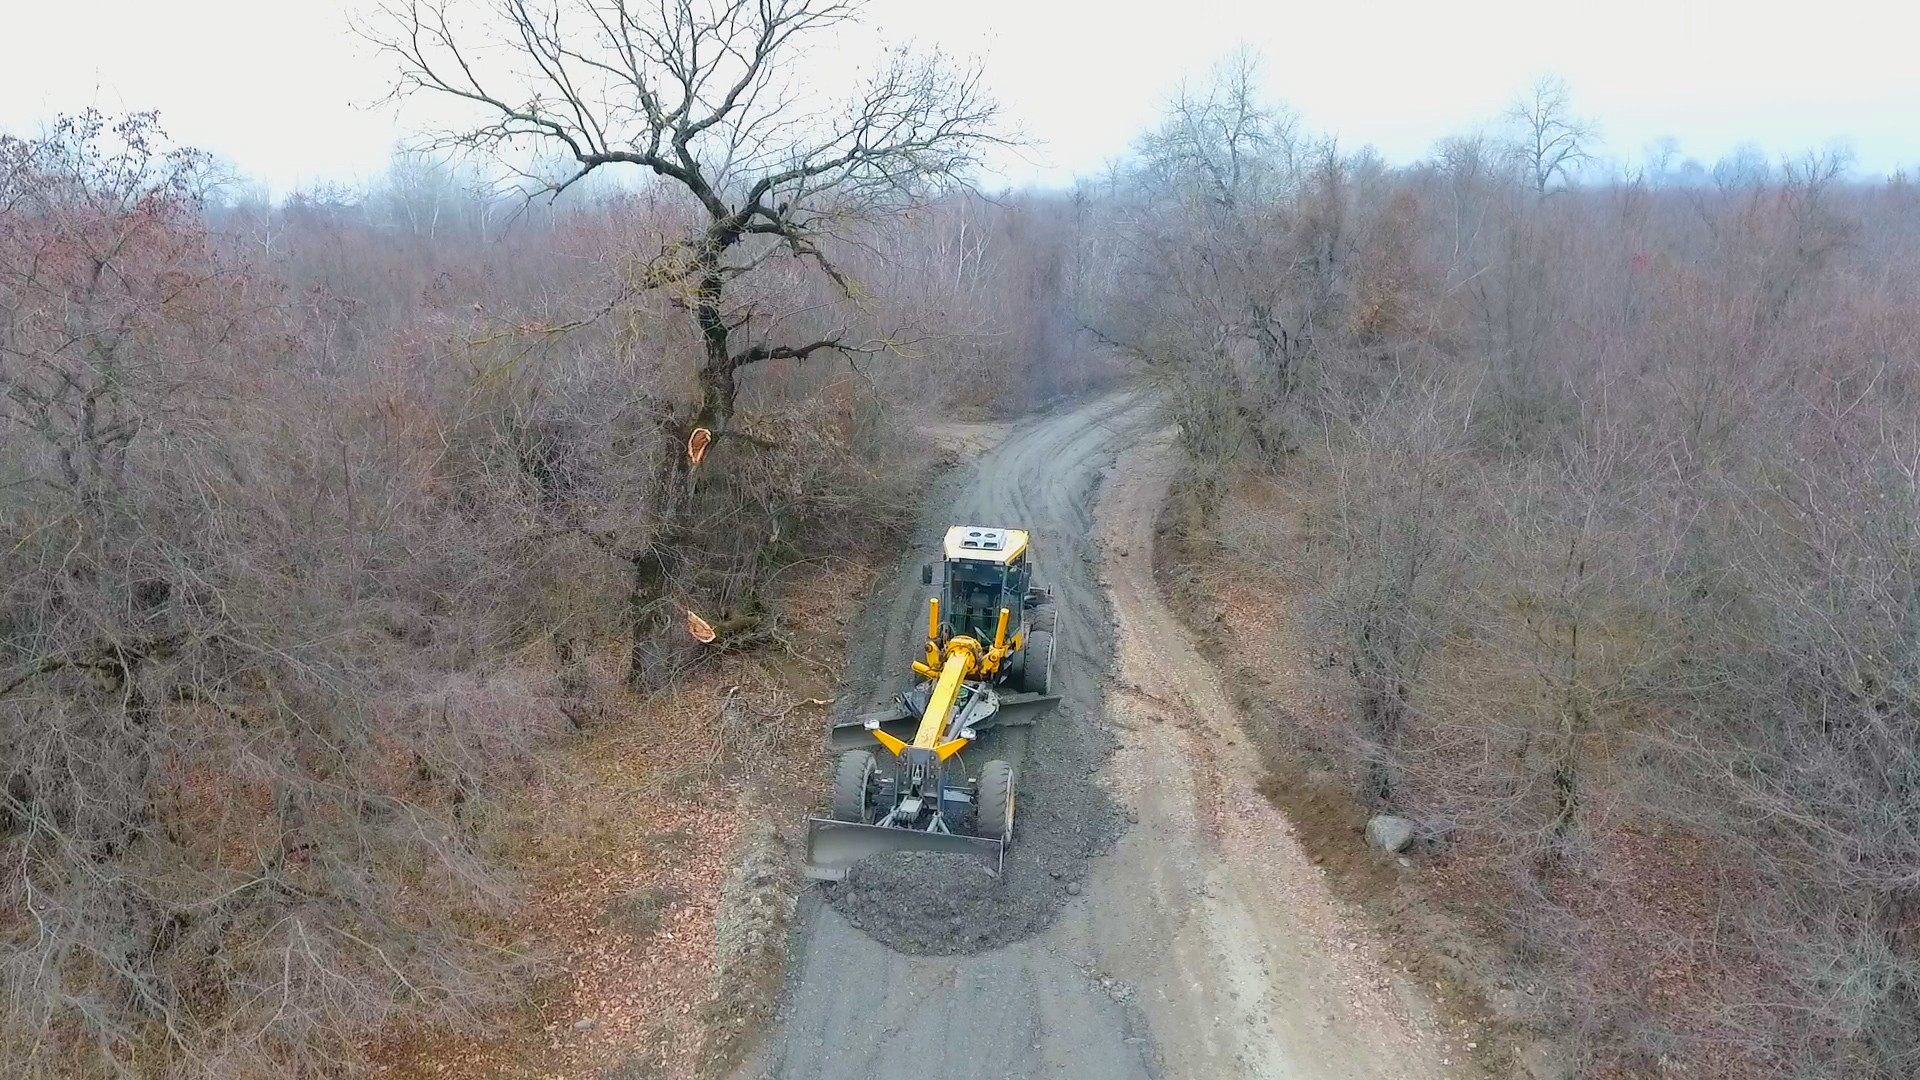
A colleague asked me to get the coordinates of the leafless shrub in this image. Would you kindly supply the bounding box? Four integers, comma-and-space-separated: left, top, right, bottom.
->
1308, 385, 1473, 807
1112, 61, 1920, 1080
0, 90, 1090, 1079
1649, 412, 1920, 1079
0, 114, 551, 1079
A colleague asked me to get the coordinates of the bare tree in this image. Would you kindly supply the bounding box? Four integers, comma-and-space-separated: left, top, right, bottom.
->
1508, 75, 1594, 194
1100, 52, 1341, 477
367, 0, 1001, 428
1135, 48, 1300, 210
365, 0, 1003, 681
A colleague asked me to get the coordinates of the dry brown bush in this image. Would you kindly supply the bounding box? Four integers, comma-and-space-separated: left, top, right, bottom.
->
0, 113, 556, 1079
1, 89, 1099, 1075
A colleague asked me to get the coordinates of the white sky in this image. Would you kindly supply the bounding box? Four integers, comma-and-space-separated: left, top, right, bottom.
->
5, 0, 1919, 193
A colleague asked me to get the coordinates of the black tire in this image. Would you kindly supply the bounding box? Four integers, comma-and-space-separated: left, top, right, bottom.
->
1021, 629, 1053, 696
832, 749, 877, 823
976, 759, 1015, 844
1036, 604, 1057, 634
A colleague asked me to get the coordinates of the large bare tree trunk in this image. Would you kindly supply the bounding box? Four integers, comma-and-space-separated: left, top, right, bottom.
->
370, 1, 1000, 681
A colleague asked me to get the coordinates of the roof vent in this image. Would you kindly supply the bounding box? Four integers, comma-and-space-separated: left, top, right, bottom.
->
958, 527, 1007, 551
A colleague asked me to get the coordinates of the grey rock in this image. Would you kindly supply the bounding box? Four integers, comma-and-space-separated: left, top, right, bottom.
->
1366, 814, 1416, 853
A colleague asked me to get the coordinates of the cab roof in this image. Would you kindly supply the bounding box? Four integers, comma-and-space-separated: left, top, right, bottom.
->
943, 525, 1030, 564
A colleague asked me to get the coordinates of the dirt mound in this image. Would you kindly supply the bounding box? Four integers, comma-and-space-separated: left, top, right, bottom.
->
699, 815, 794, 1077
822, 698, 1123, 954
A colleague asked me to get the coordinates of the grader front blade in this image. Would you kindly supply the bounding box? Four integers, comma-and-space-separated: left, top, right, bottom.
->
801, 819, 1005, 881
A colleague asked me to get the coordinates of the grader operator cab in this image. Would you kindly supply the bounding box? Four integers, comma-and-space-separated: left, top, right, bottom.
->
803, 526, 1059, 880
922, 526, 1055, 697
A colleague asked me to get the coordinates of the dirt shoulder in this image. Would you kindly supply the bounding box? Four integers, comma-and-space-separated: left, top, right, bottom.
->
1061, 425, 1471, 1080
1156, 465, 1553, 1079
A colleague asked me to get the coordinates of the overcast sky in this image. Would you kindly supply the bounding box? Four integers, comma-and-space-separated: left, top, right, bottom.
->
6, 0, 1918, 194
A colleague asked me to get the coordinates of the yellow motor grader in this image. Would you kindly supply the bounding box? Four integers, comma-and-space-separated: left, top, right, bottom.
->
803, 526, 1059, 880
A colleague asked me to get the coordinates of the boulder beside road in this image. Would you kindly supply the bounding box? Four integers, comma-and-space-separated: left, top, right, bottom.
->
1365, 814, 1415, 854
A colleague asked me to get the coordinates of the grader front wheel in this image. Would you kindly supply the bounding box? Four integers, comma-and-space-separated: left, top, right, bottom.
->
832, 749, 878, 823
976, 759, 1015, 844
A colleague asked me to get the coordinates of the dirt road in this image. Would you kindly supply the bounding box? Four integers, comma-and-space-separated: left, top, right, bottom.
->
753, 395, 1459, 1080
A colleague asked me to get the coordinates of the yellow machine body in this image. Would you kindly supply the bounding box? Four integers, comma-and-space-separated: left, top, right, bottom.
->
804, 525, 1059, 881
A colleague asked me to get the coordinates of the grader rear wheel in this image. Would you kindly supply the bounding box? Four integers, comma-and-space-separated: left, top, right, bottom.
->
1022, 629, 1054, 696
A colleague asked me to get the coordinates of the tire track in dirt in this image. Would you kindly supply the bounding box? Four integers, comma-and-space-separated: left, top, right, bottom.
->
1053, 426, 1464, 1080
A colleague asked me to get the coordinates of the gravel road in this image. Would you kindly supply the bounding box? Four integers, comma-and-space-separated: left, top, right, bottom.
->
750, 395, 1458, 1080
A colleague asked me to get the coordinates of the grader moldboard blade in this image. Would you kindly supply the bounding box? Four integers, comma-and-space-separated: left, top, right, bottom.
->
828, 691, 1060, 751
802, 819, 1005, 882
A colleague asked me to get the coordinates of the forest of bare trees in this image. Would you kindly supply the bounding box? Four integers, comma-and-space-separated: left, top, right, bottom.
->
4, 3, 1916, 1077
0, 17, 1107, 1066
1096, 55, 1920, 1080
